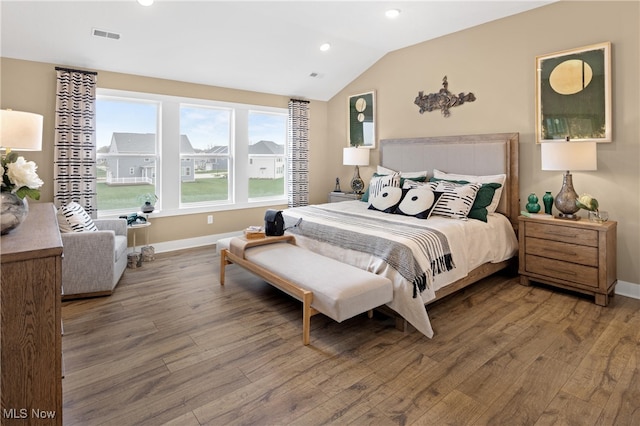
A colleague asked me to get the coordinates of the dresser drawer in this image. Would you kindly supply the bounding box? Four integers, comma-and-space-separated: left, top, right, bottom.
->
524, 254, 599, 288
525, 237, 598, 267
525, 222, 598, 247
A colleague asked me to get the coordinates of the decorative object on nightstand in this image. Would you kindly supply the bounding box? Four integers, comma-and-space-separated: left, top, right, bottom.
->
333, 177, 341, 193
519, 215, 617, 306
526, 193, 541, 213
576, 193, 608, 223
343, 146, 369, 194
543, 191, 554, 215
541, 140, 597, 220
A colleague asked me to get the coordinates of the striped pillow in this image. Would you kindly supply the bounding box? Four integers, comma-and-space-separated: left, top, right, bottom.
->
57, 202, 98, 233
367, 172, 400, 200
428, 181, 481, 220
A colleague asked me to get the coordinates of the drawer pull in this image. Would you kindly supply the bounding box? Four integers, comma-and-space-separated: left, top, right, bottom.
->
545, 248, 576, 256
559, 269, 577, 277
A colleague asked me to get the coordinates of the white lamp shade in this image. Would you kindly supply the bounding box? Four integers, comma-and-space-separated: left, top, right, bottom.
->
0, 110, 44, 151
541, 141, 597, 171
343, 147, 369, 166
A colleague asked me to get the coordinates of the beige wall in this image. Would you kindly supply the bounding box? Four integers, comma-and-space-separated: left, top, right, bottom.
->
1, 1, 638, 286
326, 1, 639, 285
0, 58, 329, 245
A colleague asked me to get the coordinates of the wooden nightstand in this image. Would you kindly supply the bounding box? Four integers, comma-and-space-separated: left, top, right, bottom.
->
518, 215, 617, 306
328, 192, 361, 203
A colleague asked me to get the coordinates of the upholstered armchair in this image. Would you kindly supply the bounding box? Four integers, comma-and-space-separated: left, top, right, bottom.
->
60, 218, 128, 299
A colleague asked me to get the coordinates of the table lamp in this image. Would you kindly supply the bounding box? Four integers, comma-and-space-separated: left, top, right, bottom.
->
343, 146, 369, 194
541, 140, 597, 219
0, 109, 44, 153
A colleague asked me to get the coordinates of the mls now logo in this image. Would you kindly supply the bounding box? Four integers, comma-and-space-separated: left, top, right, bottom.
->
3, 408, 56, 419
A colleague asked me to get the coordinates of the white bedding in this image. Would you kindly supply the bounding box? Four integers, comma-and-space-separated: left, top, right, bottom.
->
283, 200, 518, 338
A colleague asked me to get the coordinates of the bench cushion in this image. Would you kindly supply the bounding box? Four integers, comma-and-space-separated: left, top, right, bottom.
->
243, 243, 392, 322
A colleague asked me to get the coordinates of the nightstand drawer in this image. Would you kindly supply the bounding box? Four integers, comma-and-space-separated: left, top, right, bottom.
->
525, 254, 599, 288
526, 237, 598, 267
525, 222, 598, 247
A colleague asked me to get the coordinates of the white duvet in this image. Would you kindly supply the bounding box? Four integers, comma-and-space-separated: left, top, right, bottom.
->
283, 200, 518, 338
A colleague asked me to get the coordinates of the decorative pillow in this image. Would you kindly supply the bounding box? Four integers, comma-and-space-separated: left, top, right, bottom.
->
394, 187, 443, 219
362, 170, 424, 202
57, 202, 98, 233
433, 169, 506, 213
361, 172, 400, 202
368, 185, 403, 213
430, 178, 502, 222
428, 181, 481, 220
377, 166, 429, 180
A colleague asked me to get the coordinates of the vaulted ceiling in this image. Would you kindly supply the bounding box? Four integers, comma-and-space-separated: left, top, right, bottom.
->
1, 1, 553, 101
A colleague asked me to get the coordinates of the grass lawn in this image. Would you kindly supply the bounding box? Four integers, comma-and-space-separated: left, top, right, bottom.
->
97, 177, 284, 211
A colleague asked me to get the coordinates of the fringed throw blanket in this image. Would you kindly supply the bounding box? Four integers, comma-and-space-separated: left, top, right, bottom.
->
283, 205, 455, 297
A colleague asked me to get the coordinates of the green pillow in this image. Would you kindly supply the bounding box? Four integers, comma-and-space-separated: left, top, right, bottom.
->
361, 173, 427, 202
429, 177, 502, 222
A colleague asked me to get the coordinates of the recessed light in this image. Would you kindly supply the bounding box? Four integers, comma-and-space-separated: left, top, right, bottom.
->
385, 9, 401, 19
319, 43, 331, 52
137, 0, 154, 6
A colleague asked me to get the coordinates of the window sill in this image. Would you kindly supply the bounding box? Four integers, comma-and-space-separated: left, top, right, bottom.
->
98, 198, 287, 220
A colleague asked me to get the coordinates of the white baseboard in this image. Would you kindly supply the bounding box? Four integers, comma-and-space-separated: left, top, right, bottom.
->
127, 231, 242, 255
615, 280, 640, 300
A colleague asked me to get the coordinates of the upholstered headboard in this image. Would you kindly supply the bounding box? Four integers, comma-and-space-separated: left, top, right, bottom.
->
380, 133, 519, 227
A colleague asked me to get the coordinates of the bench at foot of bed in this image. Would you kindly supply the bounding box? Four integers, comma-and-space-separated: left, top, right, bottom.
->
218, 235, 393, 345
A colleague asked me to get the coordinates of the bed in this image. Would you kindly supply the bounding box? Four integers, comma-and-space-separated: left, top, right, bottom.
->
281, 132, 520, 338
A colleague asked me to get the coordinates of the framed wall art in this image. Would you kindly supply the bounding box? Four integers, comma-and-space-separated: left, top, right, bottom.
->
348, 90, 376, 148
536, 42, 611, 143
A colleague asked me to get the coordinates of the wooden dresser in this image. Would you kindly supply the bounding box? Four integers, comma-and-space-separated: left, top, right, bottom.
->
518, 215, 617, 306
1, 203, 63, 425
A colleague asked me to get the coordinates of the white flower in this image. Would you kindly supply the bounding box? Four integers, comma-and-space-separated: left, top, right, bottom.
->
1, 153, 43, 200
6, 156, 43, 190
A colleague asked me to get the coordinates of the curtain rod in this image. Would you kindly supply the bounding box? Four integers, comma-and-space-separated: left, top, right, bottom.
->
55, 66, 98, 76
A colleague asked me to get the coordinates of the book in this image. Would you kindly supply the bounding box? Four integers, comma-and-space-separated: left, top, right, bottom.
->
244, 226, 266, 239
520, 210, 554, 219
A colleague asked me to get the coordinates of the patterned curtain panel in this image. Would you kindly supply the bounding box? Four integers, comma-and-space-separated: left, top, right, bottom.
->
53, 67, 98, 218
287, 99, 310, 207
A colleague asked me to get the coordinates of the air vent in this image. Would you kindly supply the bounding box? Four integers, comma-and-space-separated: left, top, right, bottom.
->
92, 28, 121, 40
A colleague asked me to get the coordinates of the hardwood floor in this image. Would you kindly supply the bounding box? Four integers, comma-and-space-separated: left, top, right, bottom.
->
61, 246, 640, 425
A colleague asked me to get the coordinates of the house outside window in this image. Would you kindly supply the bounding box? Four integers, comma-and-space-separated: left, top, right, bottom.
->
96, 89, 287, 216
96, 97, 159, 213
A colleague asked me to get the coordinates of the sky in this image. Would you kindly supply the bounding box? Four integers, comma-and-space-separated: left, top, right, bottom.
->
96, 98, 286, 151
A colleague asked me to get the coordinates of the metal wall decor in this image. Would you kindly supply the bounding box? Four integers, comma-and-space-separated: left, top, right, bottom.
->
414, 76, 476, 117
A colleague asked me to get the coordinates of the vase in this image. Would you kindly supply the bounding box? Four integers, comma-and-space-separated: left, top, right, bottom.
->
543, 191, 554, 215
141, 201, 155, 213
1, 192, 29, 235
526, 193, 540, 213
588, 210, 609, 223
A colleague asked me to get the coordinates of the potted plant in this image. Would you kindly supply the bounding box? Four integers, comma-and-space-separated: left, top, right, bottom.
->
138, 193, 158, 213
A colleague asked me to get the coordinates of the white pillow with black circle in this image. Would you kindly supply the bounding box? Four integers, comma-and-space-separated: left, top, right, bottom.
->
394, 187, 443, 219
368, 185, 403, 213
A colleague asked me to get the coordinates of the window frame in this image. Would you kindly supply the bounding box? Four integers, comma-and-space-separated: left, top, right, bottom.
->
96, 88, 288, 219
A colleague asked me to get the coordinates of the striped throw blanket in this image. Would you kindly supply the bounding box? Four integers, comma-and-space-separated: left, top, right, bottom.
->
283, 205, 455, 297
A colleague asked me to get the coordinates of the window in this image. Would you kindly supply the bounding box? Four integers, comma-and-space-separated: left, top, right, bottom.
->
248, 111, 287, 200
96, 97, 159, 213
96, 89, 287, 216
179, 105, 231, 204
